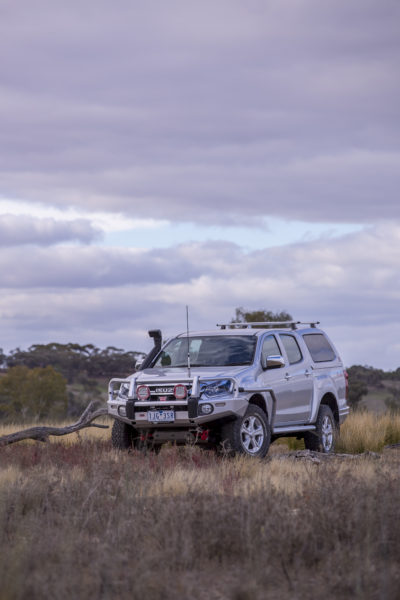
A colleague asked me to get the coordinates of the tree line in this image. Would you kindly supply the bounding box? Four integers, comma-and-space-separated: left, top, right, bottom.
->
0, 343, 144, 422
0, 343, 143, 381
346, 364, 400, 410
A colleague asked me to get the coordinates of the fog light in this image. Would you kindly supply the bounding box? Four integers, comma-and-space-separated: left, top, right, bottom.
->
174, 383, 187, 399
137, 385, 150, 400
200, 403, 213, 415
118, 406, 127, 417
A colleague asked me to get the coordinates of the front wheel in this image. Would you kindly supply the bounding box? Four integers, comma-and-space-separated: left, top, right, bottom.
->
220, 405, 271, 458
304, 405, 337, 453
111, 419, 137, 450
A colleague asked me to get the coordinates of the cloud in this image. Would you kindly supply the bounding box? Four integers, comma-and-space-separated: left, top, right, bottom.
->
0, 223, 399, 295
0, 0, 399, 224
0, 223, 400, 368
0, 1, 399, 369
0, 214, 101, 246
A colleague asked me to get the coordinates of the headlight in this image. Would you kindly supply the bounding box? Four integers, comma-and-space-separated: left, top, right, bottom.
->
118, 383, 130, 399
199, 403, 214, 415
200, 379, 233, 397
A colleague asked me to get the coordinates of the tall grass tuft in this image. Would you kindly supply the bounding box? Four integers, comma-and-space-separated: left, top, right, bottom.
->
337, 411, 400, 453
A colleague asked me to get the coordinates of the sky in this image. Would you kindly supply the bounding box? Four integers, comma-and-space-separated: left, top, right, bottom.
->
1, 0, 400, 369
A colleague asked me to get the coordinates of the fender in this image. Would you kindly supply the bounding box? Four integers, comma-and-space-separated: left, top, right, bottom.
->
310, 370, 340, 423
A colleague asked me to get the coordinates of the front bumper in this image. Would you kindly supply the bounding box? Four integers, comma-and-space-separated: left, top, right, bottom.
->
107, 376, 248, 428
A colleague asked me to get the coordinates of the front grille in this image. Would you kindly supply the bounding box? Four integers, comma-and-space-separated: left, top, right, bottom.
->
146, 382, 192, 402
127, 380, 199, 420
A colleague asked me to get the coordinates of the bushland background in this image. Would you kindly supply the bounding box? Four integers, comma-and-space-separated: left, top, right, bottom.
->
1, 308, 399, 423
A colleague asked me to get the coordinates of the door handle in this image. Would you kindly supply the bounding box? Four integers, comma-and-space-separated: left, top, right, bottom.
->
304, 370, 311, 377
285, 373, 291, 380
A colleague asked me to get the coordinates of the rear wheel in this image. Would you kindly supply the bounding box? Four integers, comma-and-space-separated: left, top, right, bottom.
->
220, 405, 271, 458
304, 405, 337, 453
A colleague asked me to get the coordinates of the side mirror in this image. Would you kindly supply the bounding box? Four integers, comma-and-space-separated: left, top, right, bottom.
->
262, 354, 285, 370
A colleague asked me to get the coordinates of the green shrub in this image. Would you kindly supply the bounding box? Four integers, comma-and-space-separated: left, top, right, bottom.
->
0, 365, 67, 422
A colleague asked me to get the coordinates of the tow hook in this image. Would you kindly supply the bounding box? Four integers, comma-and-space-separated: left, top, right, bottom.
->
200, 429, 209, 442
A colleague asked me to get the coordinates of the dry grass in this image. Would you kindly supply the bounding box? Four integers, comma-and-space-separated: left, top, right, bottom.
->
2, 410, 400, 453
1, 411, 400, 598
337, 411, 400, 453
1, 436, 400, 600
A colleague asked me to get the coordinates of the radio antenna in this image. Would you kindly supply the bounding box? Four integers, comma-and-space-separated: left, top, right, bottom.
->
186, 305, 191, 377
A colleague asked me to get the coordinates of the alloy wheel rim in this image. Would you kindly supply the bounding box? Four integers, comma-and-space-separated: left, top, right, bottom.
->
240, 415, 264, 454
321, 415, 333, 451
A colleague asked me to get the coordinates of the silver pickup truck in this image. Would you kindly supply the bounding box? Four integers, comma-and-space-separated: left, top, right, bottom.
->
108, 322, 349, 457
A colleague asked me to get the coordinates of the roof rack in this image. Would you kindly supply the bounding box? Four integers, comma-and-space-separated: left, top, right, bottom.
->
217, 321, 320, 330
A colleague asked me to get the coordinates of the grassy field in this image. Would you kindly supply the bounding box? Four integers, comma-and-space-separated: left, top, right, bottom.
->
2, 410, 400, 451
1, 413, 400, 599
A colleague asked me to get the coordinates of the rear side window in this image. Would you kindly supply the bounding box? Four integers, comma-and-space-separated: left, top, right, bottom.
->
303, 334, 336, 362
280, 334, 302, 364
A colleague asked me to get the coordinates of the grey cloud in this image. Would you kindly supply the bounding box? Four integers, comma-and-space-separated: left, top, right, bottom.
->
0, 244, 219, 287
1, 0, 400, 224
0, 224, 399, 295
0, 214, 101, 246
1, 224, 400, 368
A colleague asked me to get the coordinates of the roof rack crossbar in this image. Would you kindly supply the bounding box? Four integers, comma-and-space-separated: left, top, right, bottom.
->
217, 321, 320, 330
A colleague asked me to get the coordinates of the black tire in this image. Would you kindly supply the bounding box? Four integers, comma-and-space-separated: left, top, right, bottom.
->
304, 405, 337, 453
220, 405, 271, 458
111, 419, 136, 450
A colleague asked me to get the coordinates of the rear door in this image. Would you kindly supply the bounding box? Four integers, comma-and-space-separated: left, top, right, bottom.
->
272, 333, 313, 424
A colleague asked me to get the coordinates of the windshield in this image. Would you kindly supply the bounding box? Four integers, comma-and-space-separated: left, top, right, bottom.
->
153, 335, 257, 368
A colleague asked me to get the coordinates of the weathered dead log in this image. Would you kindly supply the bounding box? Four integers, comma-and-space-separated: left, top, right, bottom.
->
274, 449, 381, 463
0, 402, 109, 446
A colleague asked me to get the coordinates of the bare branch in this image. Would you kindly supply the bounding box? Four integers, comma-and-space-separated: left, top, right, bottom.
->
0, 403, 109, 446
274, 449, 382, 462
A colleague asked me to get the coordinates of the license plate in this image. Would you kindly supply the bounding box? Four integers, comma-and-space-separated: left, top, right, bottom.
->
148, 410, 175, 423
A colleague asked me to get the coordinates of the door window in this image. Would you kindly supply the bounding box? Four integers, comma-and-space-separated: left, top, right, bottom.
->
280, 334, 303, 364
261, 334, 281, 357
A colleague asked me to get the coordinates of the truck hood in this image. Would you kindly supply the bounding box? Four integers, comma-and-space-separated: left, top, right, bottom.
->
133, 365, 249, 381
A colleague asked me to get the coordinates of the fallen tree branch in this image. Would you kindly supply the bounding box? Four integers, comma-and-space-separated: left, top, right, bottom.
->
274, 449, 381, 463
0, 402, 109, 446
